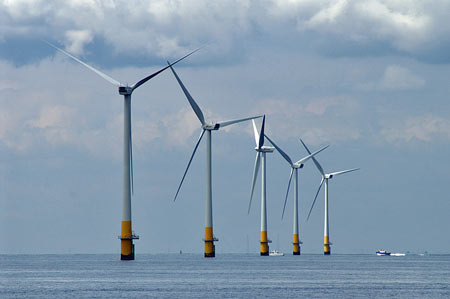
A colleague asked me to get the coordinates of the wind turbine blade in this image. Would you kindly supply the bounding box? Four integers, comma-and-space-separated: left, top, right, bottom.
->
251, 115, 266, 148
129, 111, 134, 195
295, 144, 329, 165
300, 138, 325, 176
168, 64, 205, 126
217, 115, 262, 128
252, 119, 260, 147
252, 119, 259, 147
173, 129, 206, 201
131, 48, 201, 90
329, 168, 360, 177
307, 177, 324, 221
44, 40, 121, 87
264, 134, 293, 166
258, 115, 265, 149
281, 168, 294, 219
247, 152, 261, 214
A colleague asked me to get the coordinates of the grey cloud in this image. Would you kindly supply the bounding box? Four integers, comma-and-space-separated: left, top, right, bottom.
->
379, 65, 425, 90
380, 114, 450, 143
2, 0, 450, 66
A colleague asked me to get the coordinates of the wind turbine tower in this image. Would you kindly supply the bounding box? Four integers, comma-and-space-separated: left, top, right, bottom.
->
264, 136, 328, 255
248, 116, 274, 256
169, 64, 261, 258
46, 41, 198, 260
301, 140, 359, 255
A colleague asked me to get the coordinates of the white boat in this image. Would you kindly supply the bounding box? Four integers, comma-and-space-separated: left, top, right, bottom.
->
391, 253, 406, 256
376, 250, 391, 256
269, 250, 284, 256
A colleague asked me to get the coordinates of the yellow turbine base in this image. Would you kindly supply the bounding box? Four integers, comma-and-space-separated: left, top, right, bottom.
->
121, 221, 134, 259
204, 226, 215, 257
260, 231, 269, 255
121, 221, 132, 238
121, 239, 133, 256
293, 233, 300, 255
324, 236, 330, 255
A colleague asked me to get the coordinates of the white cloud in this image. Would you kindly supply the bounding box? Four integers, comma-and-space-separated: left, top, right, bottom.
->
0, 110, 15, 140
0, 57, 235, 157
380, 114, 450, 143
306, 0, 349, 27
356, 64, 426, 91
1, 0, 449, 60
0, 79, 20, 91
251, 97, 361, 145
305, 97, 342, 115
28, 105, 75, 129
64, 30, 93, 56
380, 65, 425, 90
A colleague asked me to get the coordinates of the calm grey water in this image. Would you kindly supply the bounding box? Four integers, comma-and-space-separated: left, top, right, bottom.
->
1, 253, 449, 298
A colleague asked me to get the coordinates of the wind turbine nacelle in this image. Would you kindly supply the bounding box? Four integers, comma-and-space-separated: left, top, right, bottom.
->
203, 123, 220, 130
259, 145, 274, 153
326, 174, 333, 179
119, 86, 133, 95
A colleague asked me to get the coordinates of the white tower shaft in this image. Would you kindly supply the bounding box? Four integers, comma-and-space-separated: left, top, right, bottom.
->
120, 94, 137, 260
122, 95, 132, 222
293, 169, 298, 235
292, 168, 300, 255
261, 152, 267, 232
324, 178, 330, 255
206, 130, 213, 228
204, 130, 215, 257
260, 152, 269, 255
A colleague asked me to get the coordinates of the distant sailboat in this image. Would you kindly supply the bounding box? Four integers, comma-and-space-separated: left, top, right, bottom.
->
269, 250, 284, 256
270, 234, 284, 256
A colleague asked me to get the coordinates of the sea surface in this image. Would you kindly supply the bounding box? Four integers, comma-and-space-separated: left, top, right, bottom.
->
1, 253, 449, 298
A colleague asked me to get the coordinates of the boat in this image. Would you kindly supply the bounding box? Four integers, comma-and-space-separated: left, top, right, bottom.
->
269, 249, 284, 256
376, 250, 391, 256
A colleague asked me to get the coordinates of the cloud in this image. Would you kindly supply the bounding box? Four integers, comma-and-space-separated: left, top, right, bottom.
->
306, 0, 349, 27
28, 105, 75, 130
0, 79, 20, 91
356, 64, 425, 91
0, 57, 236, 157
2, 1, 450, 64
380, 114, 450, 143
305, 97, 342, 115
251, 97, 361, 145
64, 30, 93, 56
379, 65, 425, 90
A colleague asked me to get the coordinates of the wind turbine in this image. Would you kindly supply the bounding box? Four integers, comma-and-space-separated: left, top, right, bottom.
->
301, 139, 359, 255
247, 116, 274, 256
46, 41, 198, 260
264, 135, 328, 255
168, 63, 261, 258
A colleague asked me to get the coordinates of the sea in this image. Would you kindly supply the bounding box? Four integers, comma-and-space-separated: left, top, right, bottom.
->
1, 253, 449, 298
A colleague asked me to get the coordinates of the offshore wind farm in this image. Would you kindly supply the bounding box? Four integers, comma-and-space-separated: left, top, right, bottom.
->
2, 1, 450, 298
36, 41, 360, 259
2, 41, 360, 260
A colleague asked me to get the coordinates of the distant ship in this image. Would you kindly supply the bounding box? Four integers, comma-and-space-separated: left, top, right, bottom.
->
269, 250, 284, 256
376, 250, 406, 256
376, 250, 391, 256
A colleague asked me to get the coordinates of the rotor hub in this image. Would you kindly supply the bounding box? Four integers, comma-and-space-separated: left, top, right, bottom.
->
203, 123, 220, 130
119, 86, 133, 95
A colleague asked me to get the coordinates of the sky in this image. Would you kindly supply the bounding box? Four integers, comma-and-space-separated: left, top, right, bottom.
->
1, 0, 449, 255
